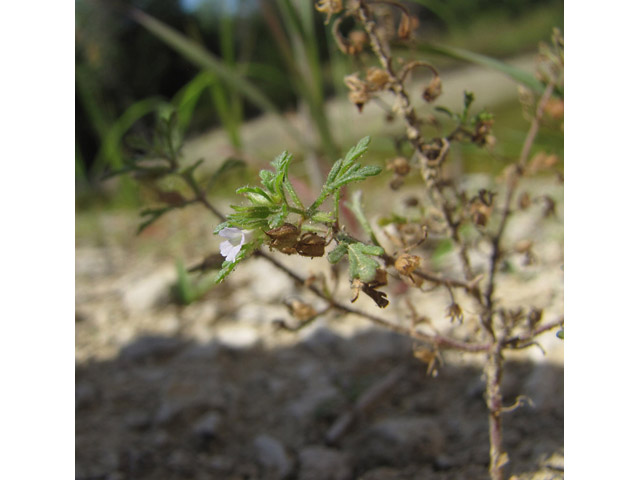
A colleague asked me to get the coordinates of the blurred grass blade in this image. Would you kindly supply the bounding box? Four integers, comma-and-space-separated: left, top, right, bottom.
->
96, 97, 168, 171
172, 71, 216, 134
420, 43, 546, 94
130, 8, 310, 149
173, 70, 242, 148
403, 0, 457, 28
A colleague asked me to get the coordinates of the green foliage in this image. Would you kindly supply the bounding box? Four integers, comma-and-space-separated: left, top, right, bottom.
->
220, 136, 381, 235
214, 241, 257, 284
173, 260, 219, 305
309, 137, 381, 213
215, 137, 383, 283
328, 241, 385, 283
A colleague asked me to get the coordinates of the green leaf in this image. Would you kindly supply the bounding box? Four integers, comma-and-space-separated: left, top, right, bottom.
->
271, 150, 294, 201
260, 169, 276, 193
327, 244, 348, 264
328, 164, 382, 190
236, 186, 274, 205
311, 211, 334, 224
347, 243, 383, 283
345, 190, 379, 246
328, 240, 383, 282
326, 158, 343, 184
268, 205, 289, 228
215, 243, 253, 283
175, 260, 195, 304
342, 136, 371, 171
137, 206, 173, 235
213, 222, 231, 234
434, 106, 455, 118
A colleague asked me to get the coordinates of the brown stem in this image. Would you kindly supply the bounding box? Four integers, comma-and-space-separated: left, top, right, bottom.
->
504, 316, 564, 349
485, 341, 506, 480
484, 81, 556, 312
257, 250, 488, 353
355, 1, 478, 293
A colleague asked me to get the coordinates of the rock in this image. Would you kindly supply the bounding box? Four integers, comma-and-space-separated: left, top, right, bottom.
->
298, 446, 352, 480
216, 324, 260, 349
124, 410, 152, 430
354, 416, 444, 468
286, 383, 342, 422
76, 382, 97, 410
253, 434, 292, 479
120, 264, 175, 313
193, 411, 222, 439
154, 380, 226, 426
119, 335, 184, 362
359, 467, 405, 480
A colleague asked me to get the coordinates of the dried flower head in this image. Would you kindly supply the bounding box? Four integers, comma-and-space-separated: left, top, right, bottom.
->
422, 75, 442, 103
446, 303, 464, 324
366, 67, 390, 91
386, 156, 411, 177
344, 73, 371, 112
218, 227, 249, 263
315, 0, 343, 24
288, 299, 318, 323
397, 13, 418, 40
395, 253, 421, 276
347, 30, 368, 55
469, 190, 495, 227
518, 192, 531, 210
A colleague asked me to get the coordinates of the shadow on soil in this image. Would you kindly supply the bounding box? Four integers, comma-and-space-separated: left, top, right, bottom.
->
76, 328, 563, 480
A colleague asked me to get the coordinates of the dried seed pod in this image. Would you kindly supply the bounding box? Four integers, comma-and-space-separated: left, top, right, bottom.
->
347, 30, 368, 55
544, 98, 564, 119
397, 13, 418, 40
446, 303, 464, 323
386, 156, 411, 176
344, 73, 371, 112
469, 191, 495, 227
395, 253, 421, 276
315, 0, 343, 24
518, 192, 532, 210
422, 75, 442, 103
514, 239, 533, 254
265, 223, 300, 254
295, 232, 326, 258
288, 299, 318, 323
366, 67, 390, 91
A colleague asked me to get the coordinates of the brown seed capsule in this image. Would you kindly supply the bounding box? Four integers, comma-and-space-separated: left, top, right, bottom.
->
295, 232, 326, 258
289, 299, 318, 323
387, 157, 411, 176
446, 303, 463, 323
366, 67, 390, 91
397, 13, 418, 40
265, 223, 300, 254
422, 75, 442, 103
395, 253, 421, 276
347, 30, 368, 55
518, 192, 531, 210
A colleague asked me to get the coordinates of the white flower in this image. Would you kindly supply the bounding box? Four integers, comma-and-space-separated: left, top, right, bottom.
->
218, 227, 249, 262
